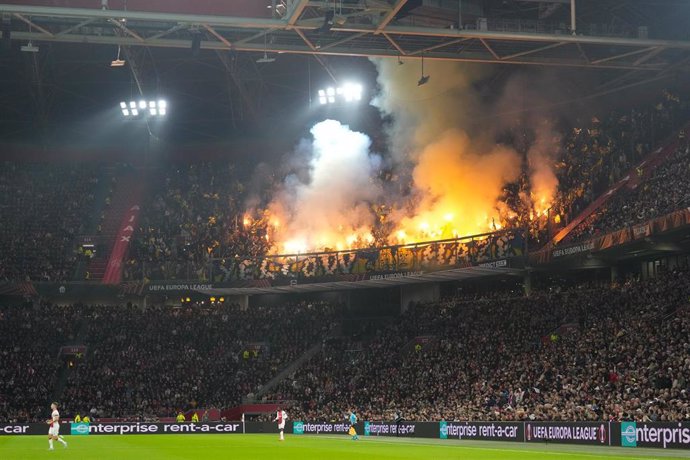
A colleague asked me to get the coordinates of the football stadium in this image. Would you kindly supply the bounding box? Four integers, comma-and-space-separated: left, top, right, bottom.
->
1, 1, 690, 459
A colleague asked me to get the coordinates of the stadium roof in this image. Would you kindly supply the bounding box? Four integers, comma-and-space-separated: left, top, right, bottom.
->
2, 1, 690, 71
1, 1, 690, 144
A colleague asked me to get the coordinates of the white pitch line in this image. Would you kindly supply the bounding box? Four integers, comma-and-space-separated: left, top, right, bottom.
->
311, 435, 682, 460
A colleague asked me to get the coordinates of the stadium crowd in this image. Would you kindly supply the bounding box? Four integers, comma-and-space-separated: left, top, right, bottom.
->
59, 300, 336, 420
0, 90, 686, 286
512, 89, 689, 246
124, 162, 269, 282
0, 163, 101, 283
0, 303, 78, 423
566, 143, 690, 242
1, 267, 688, 424
269, 268, 690, 423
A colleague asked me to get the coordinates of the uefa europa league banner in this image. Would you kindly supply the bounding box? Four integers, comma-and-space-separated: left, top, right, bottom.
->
524, 421, 608, 445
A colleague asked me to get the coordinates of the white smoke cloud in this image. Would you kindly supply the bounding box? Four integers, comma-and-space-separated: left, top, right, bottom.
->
267, 119, 383, 253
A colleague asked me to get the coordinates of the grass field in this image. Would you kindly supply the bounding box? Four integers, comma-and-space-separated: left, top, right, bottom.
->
2, 434, 690, 459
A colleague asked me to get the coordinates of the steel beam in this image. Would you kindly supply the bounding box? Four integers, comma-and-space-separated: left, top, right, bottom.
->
480, 38, 500, 60
500, 41, 566, 61
382, 32, 406, 55
2, 3, 690, 52
409, 38, 470, 56
2, 30, 668, 71
633, 46, 665, 65
216, 50, 257, 122
375, 0, 408, 34
294, 28, 337, 82
590, 46, 656, 65
56, 17, 95, 36
108, 18, 144, 41
13, 13, 53, 36
202, 23, 232, 49
319, 32, 367, 51
286, 0, 309, 27
147, 23, 187, 40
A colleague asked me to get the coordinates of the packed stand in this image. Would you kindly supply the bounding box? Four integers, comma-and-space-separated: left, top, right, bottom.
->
0, 303, 79, 422
271, 269, 690, 423
125, 162, 269, 281
565, 143, 690, 242
0, 162, 101, 282
60, 301, 337, 419
510, 90, 689, 247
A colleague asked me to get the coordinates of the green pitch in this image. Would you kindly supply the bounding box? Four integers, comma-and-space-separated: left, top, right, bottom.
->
2, 434, 689, 459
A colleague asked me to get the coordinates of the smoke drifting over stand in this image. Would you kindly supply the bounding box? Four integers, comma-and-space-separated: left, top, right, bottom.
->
257, 59, 564, 254
373, 59, 524, 242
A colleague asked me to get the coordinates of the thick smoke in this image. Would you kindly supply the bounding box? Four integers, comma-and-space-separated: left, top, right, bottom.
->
267, 119, 382, 253
260, 60, 568, 253
494, 73, 565, 216
373, 59, 522, 241
372, 59, 487, 159
527, 120, 561, 216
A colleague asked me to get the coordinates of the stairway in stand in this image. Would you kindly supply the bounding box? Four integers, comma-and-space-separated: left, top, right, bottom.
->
86, 171, 142, 282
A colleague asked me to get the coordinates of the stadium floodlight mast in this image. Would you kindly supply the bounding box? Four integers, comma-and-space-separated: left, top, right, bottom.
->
317, 83, 363, 105
120, 99, 167, 118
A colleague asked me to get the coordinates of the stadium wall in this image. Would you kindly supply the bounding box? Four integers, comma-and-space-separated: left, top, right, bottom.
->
3, 421, 689, 450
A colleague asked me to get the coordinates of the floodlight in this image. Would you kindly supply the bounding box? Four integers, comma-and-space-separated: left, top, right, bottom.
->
317, 83, 364, 106
120, 98, 168, 118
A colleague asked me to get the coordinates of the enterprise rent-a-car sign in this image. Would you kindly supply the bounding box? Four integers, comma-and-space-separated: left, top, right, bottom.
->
0, 423, 242, 436
617, 422, 690, 449
440, 422, 522, 442
291, 421, 351, 435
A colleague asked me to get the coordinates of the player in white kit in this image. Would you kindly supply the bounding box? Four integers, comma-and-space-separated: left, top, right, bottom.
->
273, 408, 288, 441
47, 402, 68, 450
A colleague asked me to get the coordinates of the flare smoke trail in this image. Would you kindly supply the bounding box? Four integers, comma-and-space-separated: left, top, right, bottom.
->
373, 59, 524, 241
267, 120, 382, 254
261, 60, 565, 253
527, 121, 561, 216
